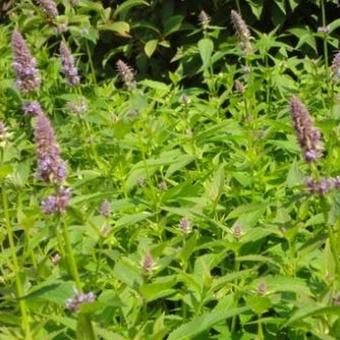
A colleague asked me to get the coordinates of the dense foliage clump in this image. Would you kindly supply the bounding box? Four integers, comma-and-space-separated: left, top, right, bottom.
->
0, 1, 340, 339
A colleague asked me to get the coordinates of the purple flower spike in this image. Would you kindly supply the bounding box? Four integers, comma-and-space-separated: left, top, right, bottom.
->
23, 101, 43, 116
41, 187, 71, 214
332, 51, 340, 80
60, 42, 80, 86
34, 113, 67, 183
11, 30, 41, 93
231, 10, 252, 54
116, 60, 136, 90
37, 0, 58, 18
305, 177, 334, 195
100, 200, 111, 217
290, 96, 323, 163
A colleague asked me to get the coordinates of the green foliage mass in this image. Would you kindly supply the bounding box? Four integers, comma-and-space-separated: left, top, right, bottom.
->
0, 0, 340, 339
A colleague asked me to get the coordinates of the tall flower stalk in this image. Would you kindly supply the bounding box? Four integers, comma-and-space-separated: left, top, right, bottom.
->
33, 107, 96, 338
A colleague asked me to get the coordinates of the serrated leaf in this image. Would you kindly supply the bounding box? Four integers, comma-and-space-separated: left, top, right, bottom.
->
198, 38, 213, 68
286, 160, 304, 187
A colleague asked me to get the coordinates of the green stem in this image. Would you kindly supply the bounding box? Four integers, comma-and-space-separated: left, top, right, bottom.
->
2, 187, 32, 339
329, 226, 340, 282
85, 41, 97, 85
235, 0, 241, 13
61, 216, 82, 291
320, 0, 328, 68
231, 250, 240, 333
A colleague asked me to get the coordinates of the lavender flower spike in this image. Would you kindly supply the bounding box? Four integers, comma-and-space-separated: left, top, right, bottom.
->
290, 96, 323, 162
230, 10, 252, 54
116, 60, 136, 90
37, 0, 58, 18
34, 113, 67, 183
331, 51, 340, 80
11, 30, 41, 93
60, 42, 80, 86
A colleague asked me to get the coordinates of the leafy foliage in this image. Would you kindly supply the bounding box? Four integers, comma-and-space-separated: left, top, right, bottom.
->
0, 0, 340, 339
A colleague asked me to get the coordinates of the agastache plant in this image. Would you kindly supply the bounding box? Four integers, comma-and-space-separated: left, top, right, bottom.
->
289, 96, 323, 163
60, 42, 80, 86
34, 111, 67, 184
230, 10, 253, 54
11, 30, 41, 93
37, 0, 58, 18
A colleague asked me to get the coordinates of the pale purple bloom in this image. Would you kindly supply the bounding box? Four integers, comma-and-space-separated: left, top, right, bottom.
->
305, 177, 334, 195
234, 80, 245, 94
332, 51, 340, 80
290, 96, 323, 162
67, 97, 87, 115
11, 30, 41, 93
230, 10, 252, 53
233, 223, 244, 239
23, 101, 43, 116
34, 113, 67, 183
37, 0, 58, 18
158, 181, 167, 191
179, 217, 192, 234
41, 187, 71, 214
318, 26, 329, 34
66, 290, 96, 312
198, 10, 210, 28
334, 176, 340, 189
257, 282, 267, 295
60, 42, 80, 86
100, 200, 111, 217
116, 60, 136, 90
143, 252, 154, 274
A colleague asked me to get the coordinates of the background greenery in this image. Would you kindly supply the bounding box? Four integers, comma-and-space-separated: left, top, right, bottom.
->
0, 0, 340, 339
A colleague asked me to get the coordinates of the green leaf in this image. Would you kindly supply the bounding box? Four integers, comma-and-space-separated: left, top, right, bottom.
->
286, 160, 304, 187
198, 38, 214, 68
167, 307, 249, 339
114, 0, 148, 17
246, 0, 264, 19
24, 280, 74, 305
144, 39, 158, 58
328, 18, 340, 33
139, 276, 177, 302
163, 15, 184, 37
285, 305, 340, 327
115, 212, 152, 228
98, 22, 130, 36
0, 164, 13, 180
113, 258, 143, 287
